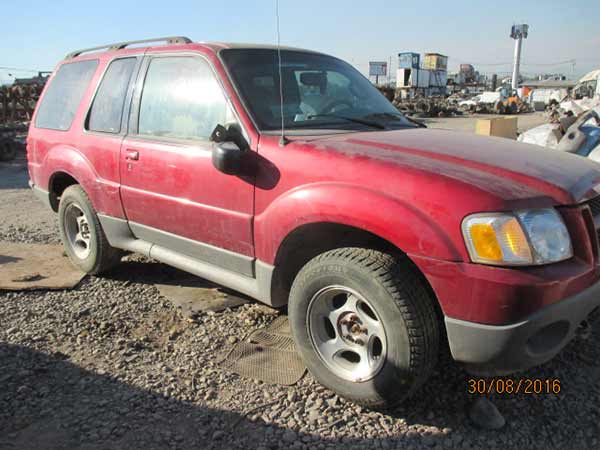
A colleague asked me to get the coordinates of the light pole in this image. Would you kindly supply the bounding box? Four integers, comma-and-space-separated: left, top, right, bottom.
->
510, 24, 528, 92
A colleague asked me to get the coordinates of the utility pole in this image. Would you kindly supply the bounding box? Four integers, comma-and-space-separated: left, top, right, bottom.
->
510, 24, 529, 92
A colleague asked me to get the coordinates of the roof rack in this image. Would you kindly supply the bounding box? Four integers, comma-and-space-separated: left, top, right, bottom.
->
65, 36, 192, 59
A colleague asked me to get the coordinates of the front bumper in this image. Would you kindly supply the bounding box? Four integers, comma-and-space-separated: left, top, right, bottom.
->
445, 279, 600, 375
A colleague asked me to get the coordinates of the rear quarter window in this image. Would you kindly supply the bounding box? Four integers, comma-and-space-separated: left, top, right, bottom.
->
35, 59, 98, 131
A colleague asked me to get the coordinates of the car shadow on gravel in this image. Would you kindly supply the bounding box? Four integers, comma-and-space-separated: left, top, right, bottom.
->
0, 342, 459, 450
6, 254, 598, 449
2, 319, 600, 449
104, 258, 256, 302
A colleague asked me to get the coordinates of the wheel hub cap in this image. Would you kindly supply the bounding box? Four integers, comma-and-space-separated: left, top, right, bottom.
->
338, 313, 368, 346
307, 286, 387, 382
64, 204, 92, 260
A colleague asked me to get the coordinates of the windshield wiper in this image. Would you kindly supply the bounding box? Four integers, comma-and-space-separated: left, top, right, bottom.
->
362, 112, 427, 128
307, 114, 385, 130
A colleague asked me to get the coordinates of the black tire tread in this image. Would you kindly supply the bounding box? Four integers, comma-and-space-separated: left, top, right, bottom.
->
291, 247, 439, 409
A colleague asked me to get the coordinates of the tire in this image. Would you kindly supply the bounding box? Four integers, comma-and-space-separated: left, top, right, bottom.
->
289, 248, 439, 409
58, 185, 123, 274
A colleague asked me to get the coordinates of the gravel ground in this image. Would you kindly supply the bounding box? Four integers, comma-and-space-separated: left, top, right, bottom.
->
2, 152, 600, 450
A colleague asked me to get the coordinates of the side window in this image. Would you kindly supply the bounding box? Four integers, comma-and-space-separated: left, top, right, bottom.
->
88, 58, 137, 133
138, 57, 235, 140
35, 59, 98, 131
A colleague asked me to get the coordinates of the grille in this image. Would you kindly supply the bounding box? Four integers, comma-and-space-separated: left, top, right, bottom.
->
585, 196, 600, 249
588, 196, 600, 218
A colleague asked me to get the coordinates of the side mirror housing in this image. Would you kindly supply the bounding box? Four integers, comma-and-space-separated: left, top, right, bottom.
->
212, 142, 244, 175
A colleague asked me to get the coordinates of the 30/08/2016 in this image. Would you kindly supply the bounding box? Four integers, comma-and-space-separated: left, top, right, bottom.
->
467, 378, 561, 395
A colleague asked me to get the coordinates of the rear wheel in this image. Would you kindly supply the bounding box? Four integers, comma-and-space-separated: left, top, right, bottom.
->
58, 185, 122, 274
289, 248, 439, 409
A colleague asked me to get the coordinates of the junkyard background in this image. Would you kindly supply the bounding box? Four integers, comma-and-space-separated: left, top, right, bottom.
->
2, 19, 600, 450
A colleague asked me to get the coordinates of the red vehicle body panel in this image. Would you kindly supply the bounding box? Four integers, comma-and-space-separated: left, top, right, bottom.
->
253, 132, 600, 324
27, 42, 600, 328
119, 137, 254, 256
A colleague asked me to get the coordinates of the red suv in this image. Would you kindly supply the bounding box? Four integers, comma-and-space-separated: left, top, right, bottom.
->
28, 37, 600, 408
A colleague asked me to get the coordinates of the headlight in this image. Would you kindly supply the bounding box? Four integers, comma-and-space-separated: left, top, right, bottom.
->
462, 209, 572, 266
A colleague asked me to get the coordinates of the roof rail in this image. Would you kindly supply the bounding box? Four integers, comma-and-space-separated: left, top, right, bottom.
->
65, 36, 193, 59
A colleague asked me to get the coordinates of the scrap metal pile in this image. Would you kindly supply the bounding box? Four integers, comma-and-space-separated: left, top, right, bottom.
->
377, 86, 531, 118
393, 95, 461, 118
0, 83, 45, 161
518, 97, 600, 159
375, 86, 461, 118
0, 83, 43, 124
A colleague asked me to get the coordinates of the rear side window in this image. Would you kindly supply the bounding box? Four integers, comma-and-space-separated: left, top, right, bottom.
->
35, 59, 98, 131
87, 58, 137, 133
138, 56, 235, 140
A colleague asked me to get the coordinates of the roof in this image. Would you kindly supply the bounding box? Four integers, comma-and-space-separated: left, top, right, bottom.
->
201, 42, 322, 53
521, 79, 576, 89
65, 36, 323, 60
579, 69, 600, 83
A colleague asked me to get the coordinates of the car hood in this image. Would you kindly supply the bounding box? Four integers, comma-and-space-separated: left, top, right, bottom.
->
313, 128, 600, 205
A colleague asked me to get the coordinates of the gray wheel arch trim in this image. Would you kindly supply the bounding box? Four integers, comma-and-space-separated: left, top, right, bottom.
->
29, 181, 52, 209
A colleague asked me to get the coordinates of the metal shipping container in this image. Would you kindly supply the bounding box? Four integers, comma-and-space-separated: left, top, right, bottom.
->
423, 53, 448, 71
396, 68, 430, 88
398, 52, 420, 69
428, 70, 448, 87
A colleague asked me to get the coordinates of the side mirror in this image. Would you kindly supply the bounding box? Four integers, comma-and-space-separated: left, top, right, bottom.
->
212, 141, 244, 175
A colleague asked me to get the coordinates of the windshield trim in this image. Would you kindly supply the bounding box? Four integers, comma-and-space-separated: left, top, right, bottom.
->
217, 48, 262, 134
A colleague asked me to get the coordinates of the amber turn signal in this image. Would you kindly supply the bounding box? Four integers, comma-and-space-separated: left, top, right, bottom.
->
463, 214, 532, 265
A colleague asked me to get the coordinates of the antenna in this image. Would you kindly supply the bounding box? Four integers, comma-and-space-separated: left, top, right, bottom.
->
275, 0, 288, 146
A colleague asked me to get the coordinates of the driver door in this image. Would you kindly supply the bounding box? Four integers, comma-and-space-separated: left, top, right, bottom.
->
119, 54, 255, 274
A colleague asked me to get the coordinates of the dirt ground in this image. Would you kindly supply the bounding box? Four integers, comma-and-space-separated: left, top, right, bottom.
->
422, 112, 547, 134
2, 121, 600, 450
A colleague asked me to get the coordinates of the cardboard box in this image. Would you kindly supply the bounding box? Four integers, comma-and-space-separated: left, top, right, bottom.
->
476, 117, 518, 140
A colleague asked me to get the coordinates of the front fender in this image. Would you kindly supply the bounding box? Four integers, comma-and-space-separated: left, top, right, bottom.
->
254, 182, 465, 264
43, 145, 124, 218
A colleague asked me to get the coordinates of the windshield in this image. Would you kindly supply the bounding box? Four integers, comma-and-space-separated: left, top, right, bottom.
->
220, 49, 414, 132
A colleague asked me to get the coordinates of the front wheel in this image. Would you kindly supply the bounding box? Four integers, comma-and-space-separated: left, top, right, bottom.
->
289, 248, 439, 409
58, 185, 123, 274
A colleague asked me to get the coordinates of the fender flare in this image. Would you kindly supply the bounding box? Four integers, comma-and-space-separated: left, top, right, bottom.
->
43, 145, 123, 217
254, 183, 464, 264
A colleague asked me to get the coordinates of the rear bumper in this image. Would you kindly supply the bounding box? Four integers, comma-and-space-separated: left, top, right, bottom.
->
446, 279, 600, 375
29, 181, 51, 209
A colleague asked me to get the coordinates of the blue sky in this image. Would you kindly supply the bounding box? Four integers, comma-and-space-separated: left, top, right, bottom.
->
1, 0, 599, 84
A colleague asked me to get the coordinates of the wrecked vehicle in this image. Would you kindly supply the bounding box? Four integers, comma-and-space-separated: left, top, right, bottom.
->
28, 37, 600, 408
519, 104, 600, 160
573, 69, 600, 100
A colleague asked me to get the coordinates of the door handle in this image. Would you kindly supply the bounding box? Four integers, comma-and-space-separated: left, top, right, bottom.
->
125, 150, 139, 161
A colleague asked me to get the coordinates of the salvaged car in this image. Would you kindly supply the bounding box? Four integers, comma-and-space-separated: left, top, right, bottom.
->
28, 37, 600, 408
